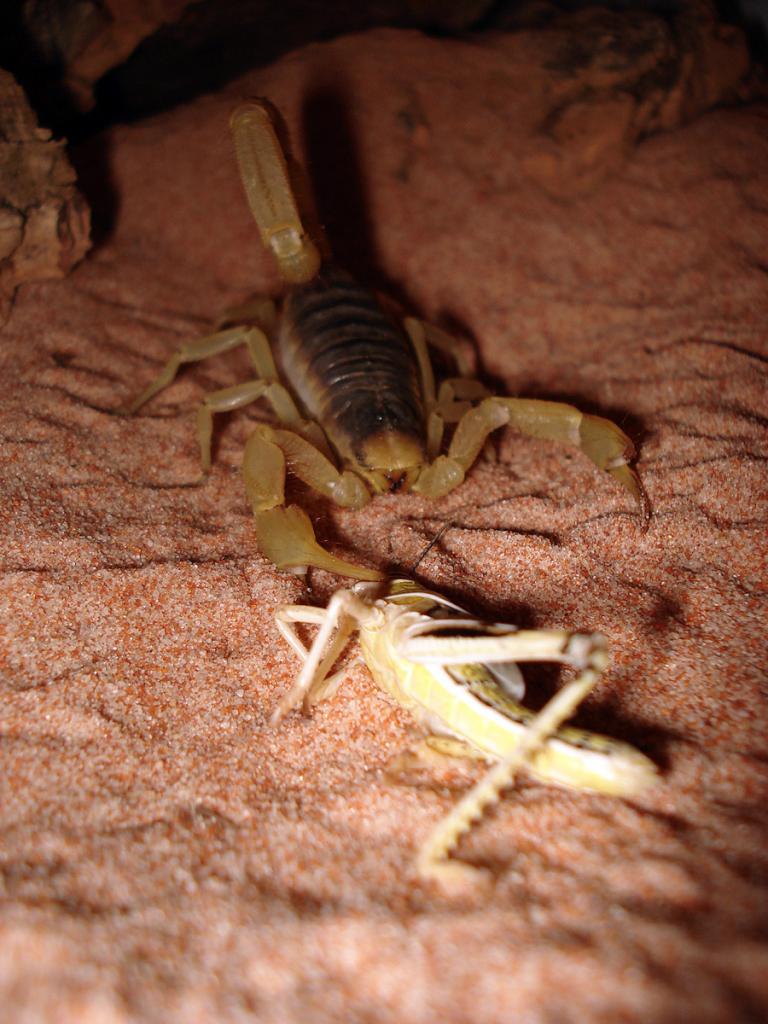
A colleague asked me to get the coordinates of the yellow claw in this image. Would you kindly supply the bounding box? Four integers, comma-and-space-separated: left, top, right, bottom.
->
254, 506, 383, 580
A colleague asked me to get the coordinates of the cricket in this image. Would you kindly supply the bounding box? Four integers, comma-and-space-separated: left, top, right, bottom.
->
273, 578, 658, 884
126, 99, 648, 581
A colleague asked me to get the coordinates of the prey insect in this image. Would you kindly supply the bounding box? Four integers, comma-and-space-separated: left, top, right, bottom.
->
274, 578, 657, 885
127, 100, 648, 580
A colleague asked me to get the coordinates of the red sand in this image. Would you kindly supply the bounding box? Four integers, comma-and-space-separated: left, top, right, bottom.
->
1, 29, 767, 1023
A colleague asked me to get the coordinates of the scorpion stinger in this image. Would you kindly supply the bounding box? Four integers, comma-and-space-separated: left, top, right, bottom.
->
230, 103, 322, 286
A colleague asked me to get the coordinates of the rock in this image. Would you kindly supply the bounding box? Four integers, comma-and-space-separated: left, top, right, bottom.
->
519, 2, 751, 197
14, 0, 495, 114
0, 68, 90, 325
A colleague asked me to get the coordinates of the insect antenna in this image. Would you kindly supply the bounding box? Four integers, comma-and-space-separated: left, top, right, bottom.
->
408, 521, 453, 576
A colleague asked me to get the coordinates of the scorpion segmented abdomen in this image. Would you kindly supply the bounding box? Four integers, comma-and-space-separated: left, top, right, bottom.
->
279, 265, 427, 467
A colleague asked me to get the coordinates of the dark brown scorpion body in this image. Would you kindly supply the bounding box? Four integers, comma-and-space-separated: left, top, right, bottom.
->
280, 264, 427, 493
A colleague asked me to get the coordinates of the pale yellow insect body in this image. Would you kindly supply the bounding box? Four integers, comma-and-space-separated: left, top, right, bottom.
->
274, 578, 658, 884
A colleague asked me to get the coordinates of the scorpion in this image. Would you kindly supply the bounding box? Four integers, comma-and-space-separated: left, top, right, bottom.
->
127, 100, 647, 581
274, 577, 657, 885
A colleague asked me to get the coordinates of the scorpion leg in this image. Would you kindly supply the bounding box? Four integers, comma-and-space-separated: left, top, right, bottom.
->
404, 318, 441, 458
126, 326, 257, 413
409, 318, 474, 377
219, 325, 334, 457
433, 380, 499, 469
243, 425, 382, 580
405, 318, 492, 459
127, 323, 290, 416
437, 378, 490, 412
414, 395, 648, 519
421, 377, 493, 459
197, 378, 331, 471
129, 319, 334, 463
215, 296, 277, 334
405, 319, 489, 459
434, 378, 491, 431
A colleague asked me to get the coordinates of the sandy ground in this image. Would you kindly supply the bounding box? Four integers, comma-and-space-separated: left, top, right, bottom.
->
1, 28, 767, 1024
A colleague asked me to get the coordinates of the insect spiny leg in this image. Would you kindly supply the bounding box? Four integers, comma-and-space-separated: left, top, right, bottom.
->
417, 635, 606, 886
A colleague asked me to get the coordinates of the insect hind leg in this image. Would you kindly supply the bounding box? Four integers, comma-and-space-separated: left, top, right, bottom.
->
417, 633, 608, 888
